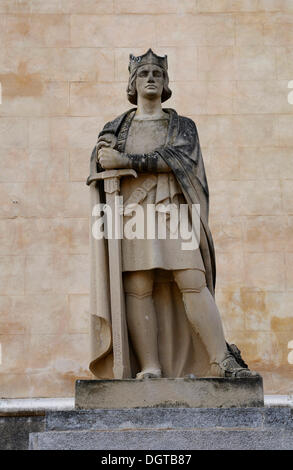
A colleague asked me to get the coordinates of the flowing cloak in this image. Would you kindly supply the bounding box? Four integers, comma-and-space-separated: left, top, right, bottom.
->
87, 108, 218, 379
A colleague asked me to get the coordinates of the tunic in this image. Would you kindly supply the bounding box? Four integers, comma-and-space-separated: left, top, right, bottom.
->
120, 116, 205, 273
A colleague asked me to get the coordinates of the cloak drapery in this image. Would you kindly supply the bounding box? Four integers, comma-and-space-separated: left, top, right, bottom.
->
87, 108, 218, 379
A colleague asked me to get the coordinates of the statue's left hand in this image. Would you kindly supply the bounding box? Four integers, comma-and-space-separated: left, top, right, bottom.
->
97, 147, 126, 170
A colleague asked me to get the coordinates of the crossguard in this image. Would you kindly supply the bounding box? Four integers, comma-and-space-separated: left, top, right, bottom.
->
87, 169, 137, 187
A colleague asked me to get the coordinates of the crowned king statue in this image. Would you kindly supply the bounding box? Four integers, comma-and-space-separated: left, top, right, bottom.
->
87, 49, 259, 381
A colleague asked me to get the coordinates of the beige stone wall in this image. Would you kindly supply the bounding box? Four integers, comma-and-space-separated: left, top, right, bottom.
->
0, 0, 292, 397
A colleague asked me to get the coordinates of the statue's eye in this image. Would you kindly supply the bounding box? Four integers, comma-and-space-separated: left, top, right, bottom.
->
138, 71, 148, 77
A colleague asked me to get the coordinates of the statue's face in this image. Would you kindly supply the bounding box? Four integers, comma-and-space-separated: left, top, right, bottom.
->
135, 64, 164, 101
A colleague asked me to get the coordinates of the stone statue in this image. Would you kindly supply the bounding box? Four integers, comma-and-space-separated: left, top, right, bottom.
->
87, 49, 258, 381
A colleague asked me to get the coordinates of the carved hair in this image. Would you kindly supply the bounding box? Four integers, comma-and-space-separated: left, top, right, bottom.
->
126, 67, 172, 105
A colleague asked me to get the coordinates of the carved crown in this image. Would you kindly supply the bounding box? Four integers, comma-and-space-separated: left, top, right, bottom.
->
128, 49, 168, 74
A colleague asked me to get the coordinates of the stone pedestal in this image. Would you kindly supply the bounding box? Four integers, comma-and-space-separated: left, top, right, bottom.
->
29, 406, 293, 450
30, 377, 288, 450
75, 377, 264, 409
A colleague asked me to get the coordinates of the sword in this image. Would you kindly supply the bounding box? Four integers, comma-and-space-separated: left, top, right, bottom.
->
88, 169, 137, 379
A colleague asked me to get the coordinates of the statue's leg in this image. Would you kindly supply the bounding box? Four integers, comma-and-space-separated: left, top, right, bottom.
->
123, 270, 161, 379
173, 269, 228, 368
173, 269, 259, 377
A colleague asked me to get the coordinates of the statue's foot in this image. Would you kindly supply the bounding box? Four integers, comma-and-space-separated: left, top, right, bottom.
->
210, 353, 260, 378
136, 368, 162, 380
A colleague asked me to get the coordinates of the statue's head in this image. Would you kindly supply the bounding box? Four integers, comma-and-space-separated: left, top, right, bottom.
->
127, 49, 172, 105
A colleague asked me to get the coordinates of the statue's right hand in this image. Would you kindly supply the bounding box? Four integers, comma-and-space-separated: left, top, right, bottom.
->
96, 134, 117, 156
97, 147, 125, 170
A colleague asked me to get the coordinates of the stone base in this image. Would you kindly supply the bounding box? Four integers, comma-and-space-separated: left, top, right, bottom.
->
29, 406, 293, 450
75, 377, 264, 409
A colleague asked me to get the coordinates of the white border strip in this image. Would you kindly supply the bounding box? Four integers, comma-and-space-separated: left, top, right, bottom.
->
264, 395, 293, 407
0, 395, 292, 414
0, 398, 75, 414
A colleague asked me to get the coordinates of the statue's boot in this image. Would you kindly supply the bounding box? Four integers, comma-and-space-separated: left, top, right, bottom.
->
136, 368, 162, 380
210, 353, 260, 378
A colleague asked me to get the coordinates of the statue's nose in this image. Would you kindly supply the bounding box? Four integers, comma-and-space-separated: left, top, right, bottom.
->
147, 73, 155, 82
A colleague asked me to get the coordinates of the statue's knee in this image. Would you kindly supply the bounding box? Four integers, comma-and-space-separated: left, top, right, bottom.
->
123, 271, 154, 299
173, 269, 206, 293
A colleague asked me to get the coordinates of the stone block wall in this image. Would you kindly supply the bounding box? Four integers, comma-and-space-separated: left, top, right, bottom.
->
0, 0, 292, 397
